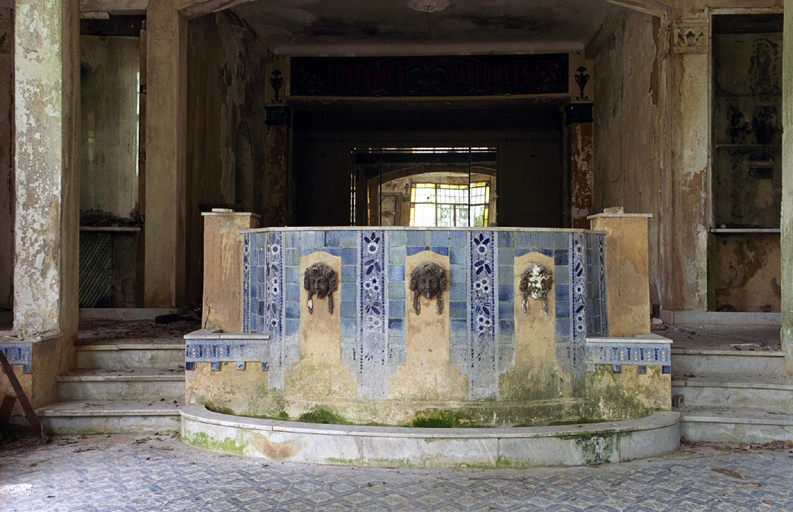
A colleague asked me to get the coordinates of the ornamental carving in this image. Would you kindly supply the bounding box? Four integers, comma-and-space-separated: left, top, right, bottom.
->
673, 20, 709, 54
409, 262, 447, 316
519, 264, 553, 315
303, 263, 338, 315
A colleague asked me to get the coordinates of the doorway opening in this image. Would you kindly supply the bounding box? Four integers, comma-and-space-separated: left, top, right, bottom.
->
352, 147, 497, 227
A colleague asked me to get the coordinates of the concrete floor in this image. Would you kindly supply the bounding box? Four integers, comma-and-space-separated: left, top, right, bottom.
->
1, 432, 792, 511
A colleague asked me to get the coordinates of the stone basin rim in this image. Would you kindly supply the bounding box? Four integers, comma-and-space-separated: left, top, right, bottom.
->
180, 405, 680, 439
239, 226, 609, 235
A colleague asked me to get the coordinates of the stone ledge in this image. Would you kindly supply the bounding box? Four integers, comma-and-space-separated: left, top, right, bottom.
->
180, 406, 680, 467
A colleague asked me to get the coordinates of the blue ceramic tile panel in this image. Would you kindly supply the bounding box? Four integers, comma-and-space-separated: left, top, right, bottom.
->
341, 265, 356, 283
537, 232, 552, 250
498, 301, 513, 320
663, 366, 671, 374
464, 231, 499, 400
555, 266, 570, 286
498, 248, 514, 266
285, 301, 300, 319
498, 285, 514, 302
324, 248, 340, 257
340, 300, 357, 319
389, 265, 405, 281
390, 300, 405, 318
499, 320, 515, 337
285, 266, 299, 284
341, 318, 357, 340
341, 282, 356, 303
449, 264, 466, 283
407, 231, 425, 246
449, 300, 467, 319
449, 282, 467, 301
497, 231, 512, 248
358, 231, 389, 399
612, 364, 621, 374
498, 266, 512, 285
555, 300, 570, 319
284, 248, 298, 267
515, 232, 531, 248
285, 319, 300, 337
300, 248, 316, 257
598, 235, 609, 336
388, 318, 404, 331
185, 362, 195, 371
570, 232, 587, 392
450, 246, 467, 265
554, 250, 568, 267
340, 230, 357, 247
242, 234, 251, 332
388, 246, 406, 265
515, 248, 531, 258
325, 231, 340, 247
285, 284, 299, 303
555, 232, 568, 249
341, 248, 357, 265
431, 230, 449, 247
388, 281, 406, 300
390, 230, 407, 246
314, 231, 325, 247
407, 246, 428, 256
450, 319, 467, 336
431, 247, 449, 256
449, 230, 467, 247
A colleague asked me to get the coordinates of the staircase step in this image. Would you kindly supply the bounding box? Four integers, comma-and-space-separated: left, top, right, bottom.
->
678, 406, 793, 443
57, 368, 185, 401
29, 400, 182, 435
672, 374, 793, 411
672, 348, 785, 377
76, 342, 184, 369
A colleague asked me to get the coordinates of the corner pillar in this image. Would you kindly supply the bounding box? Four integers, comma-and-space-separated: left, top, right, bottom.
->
781, 0, 793, 372
4, 0, 80, 408
144, 1, 187, 307
264, 106, 291, 227
566, 103, 595, 228
662, 16, 709, 312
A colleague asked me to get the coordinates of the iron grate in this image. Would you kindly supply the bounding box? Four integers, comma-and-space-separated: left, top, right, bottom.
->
79, 232, 112, 308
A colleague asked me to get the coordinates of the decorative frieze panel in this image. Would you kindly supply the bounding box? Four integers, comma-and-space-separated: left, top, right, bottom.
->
184, 331, 270, 372
673, 20, 709, 54
585, 335, 672, 374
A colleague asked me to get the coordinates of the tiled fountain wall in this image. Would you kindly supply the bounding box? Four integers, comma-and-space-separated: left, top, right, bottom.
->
241, 228, 608, 401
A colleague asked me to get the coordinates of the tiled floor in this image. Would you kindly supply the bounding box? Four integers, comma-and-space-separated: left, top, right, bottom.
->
1, 433, 792, 511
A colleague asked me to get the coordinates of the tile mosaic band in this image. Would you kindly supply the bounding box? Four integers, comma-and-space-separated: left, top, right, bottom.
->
0, 343, 32, 374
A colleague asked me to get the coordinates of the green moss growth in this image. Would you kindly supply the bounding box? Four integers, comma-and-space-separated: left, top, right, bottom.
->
184, 431, 244, 455
298, 408, 354, 425
205, 403, 235, 416
546, 417, 608, 426
411, 410, 479, 428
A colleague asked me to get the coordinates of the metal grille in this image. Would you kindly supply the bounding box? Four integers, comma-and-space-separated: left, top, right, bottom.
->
79, 232, 112, 308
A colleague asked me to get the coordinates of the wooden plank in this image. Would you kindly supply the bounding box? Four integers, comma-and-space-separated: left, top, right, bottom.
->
0, 351, 46, 442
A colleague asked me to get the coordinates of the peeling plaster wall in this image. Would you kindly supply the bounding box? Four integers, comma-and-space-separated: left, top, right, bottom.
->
593, 10, 668, 307
0, 2, 12, 310
186, 11, 268, 304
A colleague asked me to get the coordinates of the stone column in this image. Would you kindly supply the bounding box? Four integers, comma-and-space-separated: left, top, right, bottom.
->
6, 0, 80, 406
662, 17, 710, 313
144, 0, 188, 307
202, 210, 260, 333
566, 103, 595, 229
782, 0, 793, 372
589, 212, 652, 337
264, 106, 291, 227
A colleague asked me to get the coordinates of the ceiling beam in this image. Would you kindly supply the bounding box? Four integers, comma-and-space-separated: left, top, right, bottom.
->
80, 0, 148, 16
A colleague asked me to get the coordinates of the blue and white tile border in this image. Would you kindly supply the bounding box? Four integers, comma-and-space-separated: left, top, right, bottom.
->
0, 343, 32, 374
358, 231, 388, 399
586, 334, 672, 374
185, 330, 271, 372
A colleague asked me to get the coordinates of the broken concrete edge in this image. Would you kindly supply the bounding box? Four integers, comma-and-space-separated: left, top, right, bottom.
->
660, 310, 781, 326
179, 405, 680, 467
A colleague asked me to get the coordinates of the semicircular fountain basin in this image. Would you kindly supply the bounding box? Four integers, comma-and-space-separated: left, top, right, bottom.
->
185, 227, 672, 431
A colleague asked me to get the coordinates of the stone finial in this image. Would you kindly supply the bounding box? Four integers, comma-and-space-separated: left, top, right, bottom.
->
409, 262, 447, 316
519, 264, 553, 315
303, 263, 338, 315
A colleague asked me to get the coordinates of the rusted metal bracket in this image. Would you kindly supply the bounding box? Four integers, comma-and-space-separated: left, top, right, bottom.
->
0, 350, 46, 443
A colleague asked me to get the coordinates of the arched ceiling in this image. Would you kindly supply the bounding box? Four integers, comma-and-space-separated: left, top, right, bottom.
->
229, 0, 618, 53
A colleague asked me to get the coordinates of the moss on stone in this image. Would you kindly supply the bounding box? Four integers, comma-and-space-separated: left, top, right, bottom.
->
184, 431, 244, 455
410, 409, 479, 428
298, 408, 354, 425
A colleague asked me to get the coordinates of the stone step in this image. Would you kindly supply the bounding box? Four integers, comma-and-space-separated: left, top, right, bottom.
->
75, 342, 184, 369
57, 368, 185, 401
672, 374, 793, 411
672, 349, 786, 377
29, 400, 182, 435
678, 406, 793, 444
